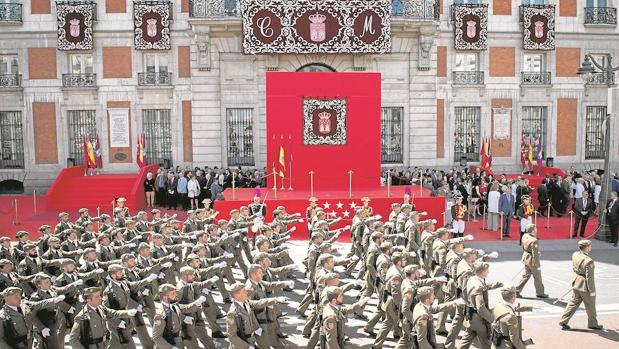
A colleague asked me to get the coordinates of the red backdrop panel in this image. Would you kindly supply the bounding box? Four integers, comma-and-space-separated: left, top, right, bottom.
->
266, 72, 381, 191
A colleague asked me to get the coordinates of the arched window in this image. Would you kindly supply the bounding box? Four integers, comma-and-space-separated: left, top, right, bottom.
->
296, 63, 336, 72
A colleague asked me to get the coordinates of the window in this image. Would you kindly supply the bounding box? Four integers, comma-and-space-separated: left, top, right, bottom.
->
142, 109, 172, 165
69, 54, 93, 74
455, 53, 479, 71
0, 111, 23, 169
454, 107, 481, 162
226, 108, 254, 166
585, 106, 606, 160
454, 0, 480, 4
521, 107, 547, 159
67, 110, 96, 165
296, 63, 336, 72
0, 55, 18, 75
144, 54, 168, 74
523, 54, 544, 73
381, 107, 403, 164
522, 0, 545, 5
586, 0, 607, 7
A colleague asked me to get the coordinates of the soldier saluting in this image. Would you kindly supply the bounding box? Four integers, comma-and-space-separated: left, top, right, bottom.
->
491, 285, 535, 349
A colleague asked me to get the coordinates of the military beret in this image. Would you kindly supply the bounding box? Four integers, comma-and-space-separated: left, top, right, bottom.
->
253, 252, 270, 264
59, 212, 69, 218
229, 209, 239, 215
83, 247, 96, 254
97, 233, 111, 242
391, 203, 401, 208
371, 231, 384, 241
39, 225, 51, 231
311, 232, 323, 241
361, 197, 371, 202
320, 242, 333, 252
404, 264, 419, 275
578, 239, 592, 248
121, 253, 136, 262
410, 211, 420, 217
185, 253, 199, 261
100, 214, 111, 220
125, 219, 136, 225
0, 237, 10, 243
0, 259, 13, 267
436, 228, 449, 237
195, 208, 205, 213
322, 272, 340, 283
117, 197, 127, 202
34, 273, 51, 283
159, 283, 177, 294
136, 211, 147, 216
473, 262, 490, 273
325, 286, 344, 302
138, 243, 151, 251
318, 254, 334, 265
500, 285, 517, 300
521, 195, 531, 200
308, 197, 318, 202
401, 204, 412, 210
180, 266, 196, 275
454, 194, 463, 200
276, 206, 286, 211
217, 219, 228, 226
423, 219, 435, 226
151, 233, 163, 240
227, 282, 246, 294
373, 221, 384, 229
1, 287, 21, 298
78, 208, 89, 214
191, 244, 206, 253
187, 210, 195, 215
417, 286, 434, 299
379, 241, 393, 251
463, 248, 477, 255
391, 251, 405, 262
525, 224, 537, 234
255, 237, 270, 247
150, 209, 160, 215
107, 264, 123, 273
248, 264, 263, 275
23, 243, 37, 250
61, 259, 76, 267
83, 287, 101, 297
16, 231, 29, 238
317, 220, 328, 226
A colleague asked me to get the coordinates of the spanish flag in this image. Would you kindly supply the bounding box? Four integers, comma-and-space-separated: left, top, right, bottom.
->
278, 145, 286, 178
527, 141, 534, 169
136, 133, 147, 168
86, 134, 96, 168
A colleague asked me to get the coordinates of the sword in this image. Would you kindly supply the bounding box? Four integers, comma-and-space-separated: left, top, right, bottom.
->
510, 267, 525, 283
552, 288, 573, 305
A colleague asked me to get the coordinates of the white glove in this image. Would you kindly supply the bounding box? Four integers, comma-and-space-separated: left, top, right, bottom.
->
174, 257, 180, 262
142, 289, 150, 296
172, 347, 179, 349
223, 251, 234, 258
183, 242, 195, 248
118, 320, 126, 329
487, 251, 499, 259
76, 249, 84, 254
202, 288, 210, 295
375, 215, 382, 220
409, 251, 417, 257
137, 304, 143, 312
420, 211, 428, 216
73, 279, 84, 286
248, 346, 255, 349
254, 327, 263, 336
158, 272, 165, 279
590, 292, 596, 297
275, 296, 287, 303
194, 295, 207, 305
126, 243, 137, 248
447, 228, 458, 233
96, 268, 105, 274
127, 309, 138, 316
298, 218, 304, 223
454, 298, 467, 306
463, 234, 474, 241
221, 233, 229, 240
147, 273, 158, 282
209, 276, 220, 284
351, 255, 360, 262
292, 264, 304, 272
290, 226, 297, 232
161, 262, 173, 268
53, 295, 66, 303
68, 306, 75, 314
477, 249, 486, 256
357, 297, 370, 307
285, 280, 295, 288
42, 328, 51, 338
216, 261, 227, 268
355, 279, 365, 287
431, 219, 437, 224
184, 316, 194, 324
418, 270, 427, 277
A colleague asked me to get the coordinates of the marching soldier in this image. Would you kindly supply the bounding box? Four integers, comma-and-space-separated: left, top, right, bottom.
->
152, 283, 207, 349
514, 224, 548, 298
360, 231, 384, 298
17, 244, 63, 296
0, 237, 14, 265
373, 252, 407, 347
516, 195, 535, 245
321, 286, 369, 349
419, 220, 438, 274
0, 287, 61, 349
559, 239, 602, 330
412, 286, 463, 349
53, 212, 73, 238
14, 231, 31, 262
492, 285, 534, 349
0, 259, 24, 292
68, 287, 137, 349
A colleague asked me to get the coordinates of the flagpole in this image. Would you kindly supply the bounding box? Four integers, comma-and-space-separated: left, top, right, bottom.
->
288, 134, 293, 190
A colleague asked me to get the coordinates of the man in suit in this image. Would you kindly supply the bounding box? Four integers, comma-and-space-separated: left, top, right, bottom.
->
499, 186, 515, 238
166, 172, 179, 210
606, 191, 619, 246
572, 190, 595, 238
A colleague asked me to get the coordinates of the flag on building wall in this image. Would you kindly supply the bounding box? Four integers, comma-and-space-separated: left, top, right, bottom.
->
536, 138, 544, 173
136, 133, 147, 168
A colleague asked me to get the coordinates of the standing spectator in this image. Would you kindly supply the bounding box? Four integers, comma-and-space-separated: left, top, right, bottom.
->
155, 168, 167, 207
167, 171, 179, 210
606, 191, 619, 246
177, 171, 189, 211
538, 182, 550, 216
144, 172, 156, 207
487, 183, 500, 232
573, 178, 585, 201
499, 186, 515, 238
187, 174, 201, 210
572, 190, 595, 238
196, 169, 207, 207
210, 178, 223, 209
593, 177, 602, 211
611, 173, 619, 194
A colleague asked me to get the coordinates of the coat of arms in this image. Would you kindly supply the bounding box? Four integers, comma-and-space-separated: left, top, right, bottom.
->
303, 98, 347, 145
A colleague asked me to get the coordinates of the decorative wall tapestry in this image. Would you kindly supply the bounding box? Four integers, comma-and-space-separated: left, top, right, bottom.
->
522, 5, 555, 50
240, 0, 391, 54
134, 1, 172, 50
57, 1, 96, 51
452, 4, 488, 50
303, 98, 347, 145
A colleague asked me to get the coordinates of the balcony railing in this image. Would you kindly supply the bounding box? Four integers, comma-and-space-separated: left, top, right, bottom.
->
521, 72, 551, 86
584, 7, 617, 25
138, 72, 172, 86
392, 0, 440, 20
518, 4, 548, 22
453, 71, 484, 85
190, 0, 238, 18
0, 73, 22, 88
586, 72, 615, 86
62, 73, 96, 88
0, 3, 22, 22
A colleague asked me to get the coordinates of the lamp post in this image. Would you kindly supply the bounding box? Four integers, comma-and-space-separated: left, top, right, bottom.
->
577, 54, 617, 242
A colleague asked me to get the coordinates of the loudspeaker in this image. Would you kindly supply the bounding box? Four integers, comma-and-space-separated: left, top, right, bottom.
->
545, 157, 554, 167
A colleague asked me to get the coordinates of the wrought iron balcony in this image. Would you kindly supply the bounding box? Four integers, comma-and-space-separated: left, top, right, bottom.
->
392, 0, 440, 20
584, 7, 617, 25
138, 72, 172, 86
585, 72, 615, 86
190, 0, 238, 18
0, 74, 22, 88
62, 73, 96, 88
518, 4, 549, 22
452, 71, 484, 85
0, 3, 22, 22
521, 72, 551, 86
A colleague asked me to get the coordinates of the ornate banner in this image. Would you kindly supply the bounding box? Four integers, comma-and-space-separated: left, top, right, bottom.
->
303, 98, 347, 145
240, 0, 391, 54
57, 1, 96, 51
522, 5, 555, 50
134, 1, 171, 50
452, 4, 488, 50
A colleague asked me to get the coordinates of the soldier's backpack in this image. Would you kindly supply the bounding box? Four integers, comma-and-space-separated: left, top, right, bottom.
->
490, 313, 510, 347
